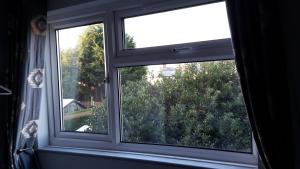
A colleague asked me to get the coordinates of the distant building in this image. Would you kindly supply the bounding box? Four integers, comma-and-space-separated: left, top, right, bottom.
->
63, 99, 86, 114
160, 65, 176, 77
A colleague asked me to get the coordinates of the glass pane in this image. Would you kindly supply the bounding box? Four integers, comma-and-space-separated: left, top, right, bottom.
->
57, 23, 108, 134
119, 60, 252, 153
124, 2, 230, 49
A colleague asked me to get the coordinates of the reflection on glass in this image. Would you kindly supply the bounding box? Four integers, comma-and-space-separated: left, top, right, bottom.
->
57, 23, 108, 134
119, 60, 252, 153
124, 2, 230, 49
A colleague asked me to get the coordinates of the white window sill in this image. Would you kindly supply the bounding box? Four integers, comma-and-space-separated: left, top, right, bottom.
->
38, 146, 257, 169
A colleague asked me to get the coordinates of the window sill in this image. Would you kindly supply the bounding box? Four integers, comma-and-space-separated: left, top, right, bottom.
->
38, 146, 257, 169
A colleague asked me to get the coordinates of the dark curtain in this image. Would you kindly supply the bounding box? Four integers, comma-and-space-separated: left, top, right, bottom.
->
226, 0, 295, 169
0, 2, 10, 169
1, 0, 47, 169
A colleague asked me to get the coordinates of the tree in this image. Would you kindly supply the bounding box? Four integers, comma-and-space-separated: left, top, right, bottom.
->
77, 24, 147, 103
120, 61, 251, 152
157, 61, 251, 151
78, 25, 147, 133
86, 100, 108, 133
60, 49, 80, 99
77, 24, 106, 103
121, 78, 165, 143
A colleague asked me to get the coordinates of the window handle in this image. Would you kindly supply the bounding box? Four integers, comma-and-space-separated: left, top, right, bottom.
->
103, 77, 109, 84
103, 77, 109, 99
172, 47, 192, 53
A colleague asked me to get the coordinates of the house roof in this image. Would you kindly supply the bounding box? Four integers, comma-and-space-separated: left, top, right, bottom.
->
63, 99, 86, 108
63, 99, 74, 108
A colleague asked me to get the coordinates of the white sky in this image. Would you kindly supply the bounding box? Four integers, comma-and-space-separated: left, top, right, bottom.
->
57, 2, 230, 74
58, 26, 87, 50
125, 2, 230, 48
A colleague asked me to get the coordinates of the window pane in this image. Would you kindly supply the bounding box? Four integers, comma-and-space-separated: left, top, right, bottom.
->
119, 60, 252, 153
57, 23, 108, 134
124, 2, 230, 49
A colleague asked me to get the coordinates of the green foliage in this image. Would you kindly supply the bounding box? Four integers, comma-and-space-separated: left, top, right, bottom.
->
120, 61, 251, 152
125, 34, 136, 49
64, 113, 89, 132
78, 25, 105, 89
60, 24, 147, 134
60, 24, 146, 100
121, 78, 165, 143
158, 61, 251, 152
75, 25, 106, 102
85, 101, 108, 133
60, 49, 80, 99
119, 67, 147, 84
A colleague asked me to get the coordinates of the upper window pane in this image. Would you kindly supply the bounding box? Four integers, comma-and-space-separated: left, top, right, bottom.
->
57, 23, 108, 134
119, 60, 252, 153
124, 2, 230, 49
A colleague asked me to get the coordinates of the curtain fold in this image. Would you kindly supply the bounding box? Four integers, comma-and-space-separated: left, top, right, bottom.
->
226, 0, 294, 169
7, 0, 47, 169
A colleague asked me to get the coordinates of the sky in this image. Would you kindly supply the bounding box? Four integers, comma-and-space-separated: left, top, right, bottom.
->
124, 2, 230, 48
57, 2, 230, 74
57, 26, 87, 50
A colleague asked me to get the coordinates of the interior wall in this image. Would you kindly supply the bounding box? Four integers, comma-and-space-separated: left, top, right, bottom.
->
38, 151, 205, 169
48, 0, 95, 10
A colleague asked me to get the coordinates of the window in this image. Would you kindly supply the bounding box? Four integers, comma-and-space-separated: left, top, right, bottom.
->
56, 23, 108, 134
47, 0, 257, 166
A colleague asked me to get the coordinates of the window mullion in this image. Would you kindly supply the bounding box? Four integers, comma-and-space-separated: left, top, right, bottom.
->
104, 11, 121, 145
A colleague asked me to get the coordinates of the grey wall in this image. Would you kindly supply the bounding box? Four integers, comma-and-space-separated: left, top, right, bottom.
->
38, 150, 203, 169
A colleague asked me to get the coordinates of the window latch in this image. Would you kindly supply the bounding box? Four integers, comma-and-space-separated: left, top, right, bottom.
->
172, 47, 192, 53
103, 77, 109, 84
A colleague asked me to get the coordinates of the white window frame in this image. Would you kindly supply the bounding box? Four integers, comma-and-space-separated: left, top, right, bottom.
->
46, 0, 258, 167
